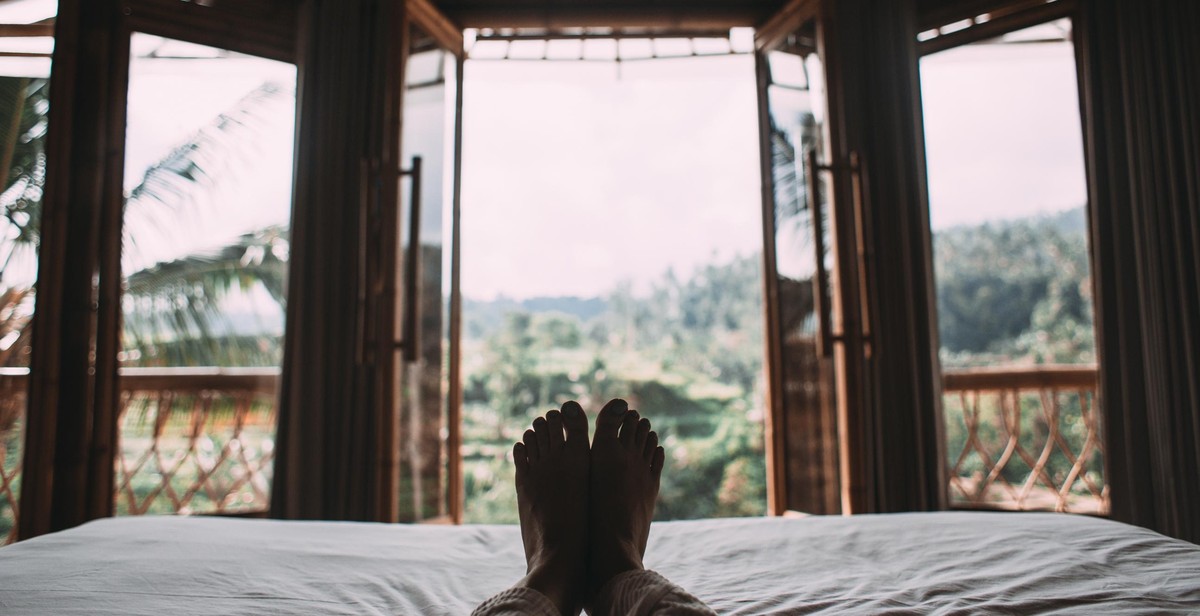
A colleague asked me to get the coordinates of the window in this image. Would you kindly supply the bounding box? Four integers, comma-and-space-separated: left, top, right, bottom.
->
920, 17, 1106, 513
0, 0, 56, 545
458, 37, 767, 522
115, 33, 297, 516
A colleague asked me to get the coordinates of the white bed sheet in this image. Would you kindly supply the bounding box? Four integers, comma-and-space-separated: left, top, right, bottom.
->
1, 511, 1198, 614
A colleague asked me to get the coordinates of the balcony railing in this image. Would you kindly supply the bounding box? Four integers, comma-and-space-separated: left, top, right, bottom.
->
0, 368, 280, 544
0, 364, 1109, 544
1, 368, 26, 545
942, 365, 1107, 514
115, 368, 279, 517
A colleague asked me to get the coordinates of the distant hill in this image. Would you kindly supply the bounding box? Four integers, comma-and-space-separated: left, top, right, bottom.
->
938, 206, 1087, 235
464, 295, 608, 339
932, 204, 1094, 364
459, 207, 1090, 351
1043, 206, 1088, 235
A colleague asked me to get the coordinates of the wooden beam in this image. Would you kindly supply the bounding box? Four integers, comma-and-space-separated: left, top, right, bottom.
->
123, 0, 298, 63
917, 0, 1053, 32
474, 29, 732, 41
753, 51, 788, 517
754, 0, 818, 51
0, 24, 55, 37
917, 0, 1076, 56
408, 0, 463, 56
20, 0, 126, 540
434, 1, 780, 30
941, 365, 1098, 391
446, 53, 465, 524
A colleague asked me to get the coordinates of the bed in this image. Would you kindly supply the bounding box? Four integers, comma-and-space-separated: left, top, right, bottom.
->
1, 511, 1198, 614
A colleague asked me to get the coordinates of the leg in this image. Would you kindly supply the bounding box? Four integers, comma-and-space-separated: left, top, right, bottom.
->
473, 402, 592, 616
586, 399, 715, 616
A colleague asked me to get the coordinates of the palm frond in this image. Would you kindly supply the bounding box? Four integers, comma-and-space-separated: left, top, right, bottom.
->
0, 77, 49, 367
121, 81, 292, 273
0, 77, 48, 287
115, 81, 294, 366
121, 226, 288, 367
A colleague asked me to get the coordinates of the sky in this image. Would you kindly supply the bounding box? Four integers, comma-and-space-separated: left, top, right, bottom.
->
121, 35, 297, 274
460, 55, 763, 301
460, 30, 1088, 300
0, 17, 1090, 303
919, 27, 1087, 230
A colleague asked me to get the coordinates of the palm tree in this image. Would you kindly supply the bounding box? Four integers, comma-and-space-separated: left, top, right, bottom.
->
0, 77, 294, 370
1, 71, 294, 542
0, 77, 46, 369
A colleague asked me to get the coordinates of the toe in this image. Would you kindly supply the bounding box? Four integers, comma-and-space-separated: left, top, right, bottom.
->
533, 417, 550, 454
523, 429, 539, 463
651, 446, 665, 480
618, 410, 640, 447
561, 401, 589, 449
592, 398, 628, 445
513, 442, 529, 476
635, 418, 651, 449
644, 431, 658, 464
546, 410, 565, 449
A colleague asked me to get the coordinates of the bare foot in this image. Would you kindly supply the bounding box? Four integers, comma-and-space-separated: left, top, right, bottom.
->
513, 402, 591, 615
587, 398, 666, 599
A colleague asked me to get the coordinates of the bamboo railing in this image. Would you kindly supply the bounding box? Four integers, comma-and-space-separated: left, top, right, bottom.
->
942, 365, 1107, 514
0, 363, 1110, 546
0, 368, 280, 544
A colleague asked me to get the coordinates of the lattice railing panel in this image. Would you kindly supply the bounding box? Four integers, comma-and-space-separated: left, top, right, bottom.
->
115, 369, 279, 517
943, 365, 1107, 514
1, 369, 26, 545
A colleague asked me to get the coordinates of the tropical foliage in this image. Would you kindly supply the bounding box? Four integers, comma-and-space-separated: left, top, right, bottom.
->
935, 207, 1094, 368
0, 75, 293, 542
461, 253, 769, 523
0, 64, 1098, 534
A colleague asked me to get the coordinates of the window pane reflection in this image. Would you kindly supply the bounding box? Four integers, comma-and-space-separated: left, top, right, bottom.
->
115, 34, 297, 516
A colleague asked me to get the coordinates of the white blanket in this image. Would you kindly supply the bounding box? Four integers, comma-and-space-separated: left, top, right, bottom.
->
1, 512, 1197, 614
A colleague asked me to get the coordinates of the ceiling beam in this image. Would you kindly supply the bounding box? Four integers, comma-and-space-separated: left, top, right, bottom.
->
434, 1, 783, 30
754, 0, 817, 50
409, 0, 464, 55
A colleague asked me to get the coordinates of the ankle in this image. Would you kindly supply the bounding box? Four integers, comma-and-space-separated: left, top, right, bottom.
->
588, 545, 643, 597
522, 559, 584, 616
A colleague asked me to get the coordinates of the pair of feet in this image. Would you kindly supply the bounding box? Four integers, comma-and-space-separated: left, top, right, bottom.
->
513, 398, 666, 616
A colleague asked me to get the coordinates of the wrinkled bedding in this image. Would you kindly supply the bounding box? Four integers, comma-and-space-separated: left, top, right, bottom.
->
1, 511, 1198, 614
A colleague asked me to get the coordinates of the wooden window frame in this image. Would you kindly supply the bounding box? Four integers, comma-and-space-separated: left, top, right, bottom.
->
20, 0, 300, 540
917, 0, 1078, 56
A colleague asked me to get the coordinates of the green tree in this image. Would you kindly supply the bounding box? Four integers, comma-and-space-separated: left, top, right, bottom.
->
934, 210, 1095, 367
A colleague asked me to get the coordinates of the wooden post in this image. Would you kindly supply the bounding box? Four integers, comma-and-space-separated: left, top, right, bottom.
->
20, 0, 126, 540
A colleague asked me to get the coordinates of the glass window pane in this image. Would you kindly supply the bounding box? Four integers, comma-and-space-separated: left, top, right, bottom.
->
460, 54, 767, 523
0, 73, 48, 544
767, 50, 808, 90
115, 33, 297, 516
764, 40, 841, 515
396, 25, 458, 522
0, 0, 55, 544
921, 19, 1106, 514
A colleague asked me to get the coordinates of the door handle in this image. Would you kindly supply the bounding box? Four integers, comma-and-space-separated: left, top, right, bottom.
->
398, 156, 423, 363
805, 150, 873, 359
849, 151, 873, 359
805, 147, 835, 359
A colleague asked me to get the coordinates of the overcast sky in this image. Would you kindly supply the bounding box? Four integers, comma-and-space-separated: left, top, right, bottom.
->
920, 35, 1087, 230
460, 35, 1087, 300
0, 25, 1087, 303
460, 56, 763, 301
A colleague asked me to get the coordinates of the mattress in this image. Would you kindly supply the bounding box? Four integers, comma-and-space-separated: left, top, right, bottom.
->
1, 512, 1198, 614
